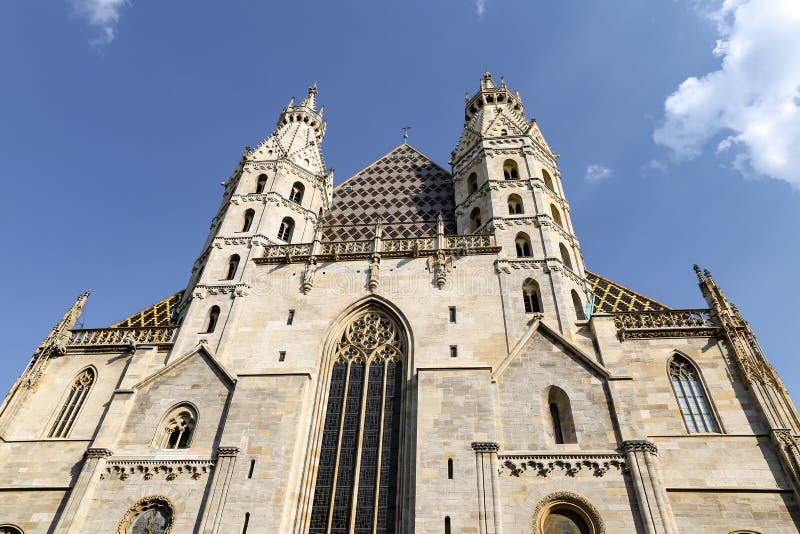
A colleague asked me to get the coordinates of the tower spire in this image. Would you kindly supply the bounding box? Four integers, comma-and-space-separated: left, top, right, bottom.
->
300, 83, 318, 110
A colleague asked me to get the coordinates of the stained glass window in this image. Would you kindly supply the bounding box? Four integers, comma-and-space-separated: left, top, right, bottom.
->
310, 309, 404, 534
669, 355, 719, 433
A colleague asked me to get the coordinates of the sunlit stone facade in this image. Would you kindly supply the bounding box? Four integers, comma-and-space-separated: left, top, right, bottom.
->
1, 74, 799, 533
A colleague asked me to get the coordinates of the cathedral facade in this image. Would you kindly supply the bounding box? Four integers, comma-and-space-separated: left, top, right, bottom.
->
1, 73, 799, 533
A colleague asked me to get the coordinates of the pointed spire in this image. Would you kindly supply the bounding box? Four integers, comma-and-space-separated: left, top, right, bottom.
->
480, 72, 496, 90
301, 83, 318, 110
287, 96, 295, 108
36, 290, 91, 357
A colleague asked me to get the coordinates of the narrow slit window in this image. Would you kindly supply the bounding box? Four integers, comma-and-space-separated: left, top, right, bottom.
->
287, 309, 295, 325
242, 209, 255, 232
447, 458, 454, 479
445, 516, 452, 534
255, 174, 267, 194
242, 512, 250, 534
225, 254, 240, 281
205, 306, 220, 333
248, 459, 255, 479
449, 306, 457, 323
279, 351, 286, 362
550, 403, 564, 444
450, 345, 458, 358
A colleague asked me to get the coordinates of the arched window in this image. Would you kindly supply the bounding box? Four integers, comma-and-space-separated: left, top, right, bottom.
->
550, 204, 563, 226
0, 526, 23, 534
503, 159, 519, 180
571, 290, 586, 321
534, 492, 602, 534
508, 194, 524, 214
515, 232, 532, 257
669, 355, 719, 433
469, 207, 482, 232
467, 172, 478, 195
559, 243, 573, 270
205, 306, 220, 333
523, 279, 542, 313
309, 308, 405, 533
547, 386, 577, 444
289, 181, 305, 204
48, 367, 95, 438
117, 496, 174, 534
277, 217, 295, 242
255, 174, 267, 194
445, 516, 452, 534
154, 403, 197, 449
225, 254, 240, 281
242, 209, 255, 232
543, 169, 555, 191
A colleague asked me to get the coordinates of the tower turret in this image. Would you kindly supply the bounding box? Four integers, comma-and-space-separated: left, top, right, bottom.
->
452, 73, 590, 334
174, 85, 333, 351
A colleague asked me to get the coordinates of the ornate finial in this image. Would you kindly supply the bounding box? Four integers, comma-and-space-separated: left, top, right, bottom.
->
300, 84, 318, 110
693, 264, 704, 283
480, 72, 496, 90
319, 105, 324, 118
287, 96, 295, 108
402, 125, 411, 144
465, 92, 470, 103
500, 76, 506, 88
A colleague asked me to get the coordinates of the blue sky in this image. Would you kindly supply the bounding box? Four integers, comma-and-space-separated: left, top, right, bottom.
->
1, 1, 799, 400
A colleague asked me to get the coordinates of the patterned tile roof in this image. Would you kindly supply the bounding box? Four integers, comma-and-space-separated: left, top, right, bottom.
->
323, 144, 457, 241
586, 271, 670, 313
111, 291, 183, 328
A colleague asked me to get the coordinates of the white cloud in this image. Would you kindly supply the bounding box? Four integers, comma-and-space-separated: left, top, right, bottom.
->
585, 164, 612, 183
654, 0, 800, 187
476, 0, 487, 17
69, 0, 128, 47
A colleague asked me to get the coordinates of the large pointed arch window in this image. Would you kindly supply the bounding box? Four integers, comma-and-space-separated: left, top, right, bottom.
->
669, 354, 719, 433
309, 309, 405, 534
48, 367, 95, 438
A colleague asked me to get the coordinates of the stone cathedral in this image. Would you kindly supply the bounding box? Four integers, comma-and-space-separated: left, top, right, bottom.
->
2, 73, 800, 534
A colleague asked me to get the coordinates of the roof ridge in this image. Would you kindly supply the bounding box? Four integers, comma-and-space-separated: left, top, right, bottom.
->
333, 144, 450, 191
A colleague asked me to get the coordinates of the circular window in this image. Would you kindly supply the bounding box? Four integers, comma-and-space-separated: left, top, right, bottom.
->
117, 496, 174, 534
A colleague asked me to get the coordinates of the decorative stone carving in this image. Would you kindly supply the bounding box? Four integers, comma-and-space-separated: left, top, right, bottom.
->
621, 440, 658, 456
499, 454, 626, 478
116, 495, 175, 534
103, 460, 214, 481
217, 446, 241, 457
85, 447, 113, 460
471, 441, 500, 453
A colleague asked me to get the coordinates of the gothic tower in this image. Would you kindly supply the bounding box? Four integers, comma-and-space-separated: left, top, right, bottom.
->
174, 84, 333, 354
452, 72, 590, 335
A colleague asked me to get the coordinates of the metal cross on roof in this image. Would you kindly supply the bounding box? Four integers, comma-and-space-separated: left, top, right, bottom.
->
402, 125, 412, 144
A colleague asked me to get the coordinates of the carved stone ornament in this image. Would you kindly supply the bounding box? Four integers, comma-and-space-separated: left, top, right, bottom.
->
621, 440, 658, 456
471, 441, 500, 453
530, 491, 605, 534
116, 495, 175, 534
103, 460, 213, 482
85, 447, 113, 460
499, 455, 626, 478
217, 446, 241, 457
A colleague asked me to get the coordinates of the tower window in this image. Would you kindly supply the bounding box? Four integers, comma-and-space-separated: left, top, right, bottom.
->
449, 306, 457, 323
279, 351, 286, 362
225, 254, 240, 281
469, 207, 482, 232
503, 159, 519, 180
467, 172, 478, 195
248, 459, 256, 479
515, 232, 532, 257
155, 403, 197, 449
48, 367, 95, 438
445, 516, 452, 534
450, 345, 458, 358
447, 458, 454, 479
669, 354, 719, 433
287, 309, 295, 325
289, 182, 305, 204
559, 243, 573, 270
571, 290, 586, 321
255, 174, 267, 194
277, 217, 295, 242
242, 512, 250, 534
550, 204, 563, 226
546, 386, 577, 444
242, 209, 255, 232
523, 279, 542, 313
508, 194, 524, 214
205, 305, 220, 333
543, 169, 555, 191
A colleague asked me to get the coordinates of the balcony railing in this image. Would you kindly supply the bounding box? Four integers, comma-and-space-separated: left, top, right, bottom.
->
68, 327, 176, 347
613, 309, 717, 340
